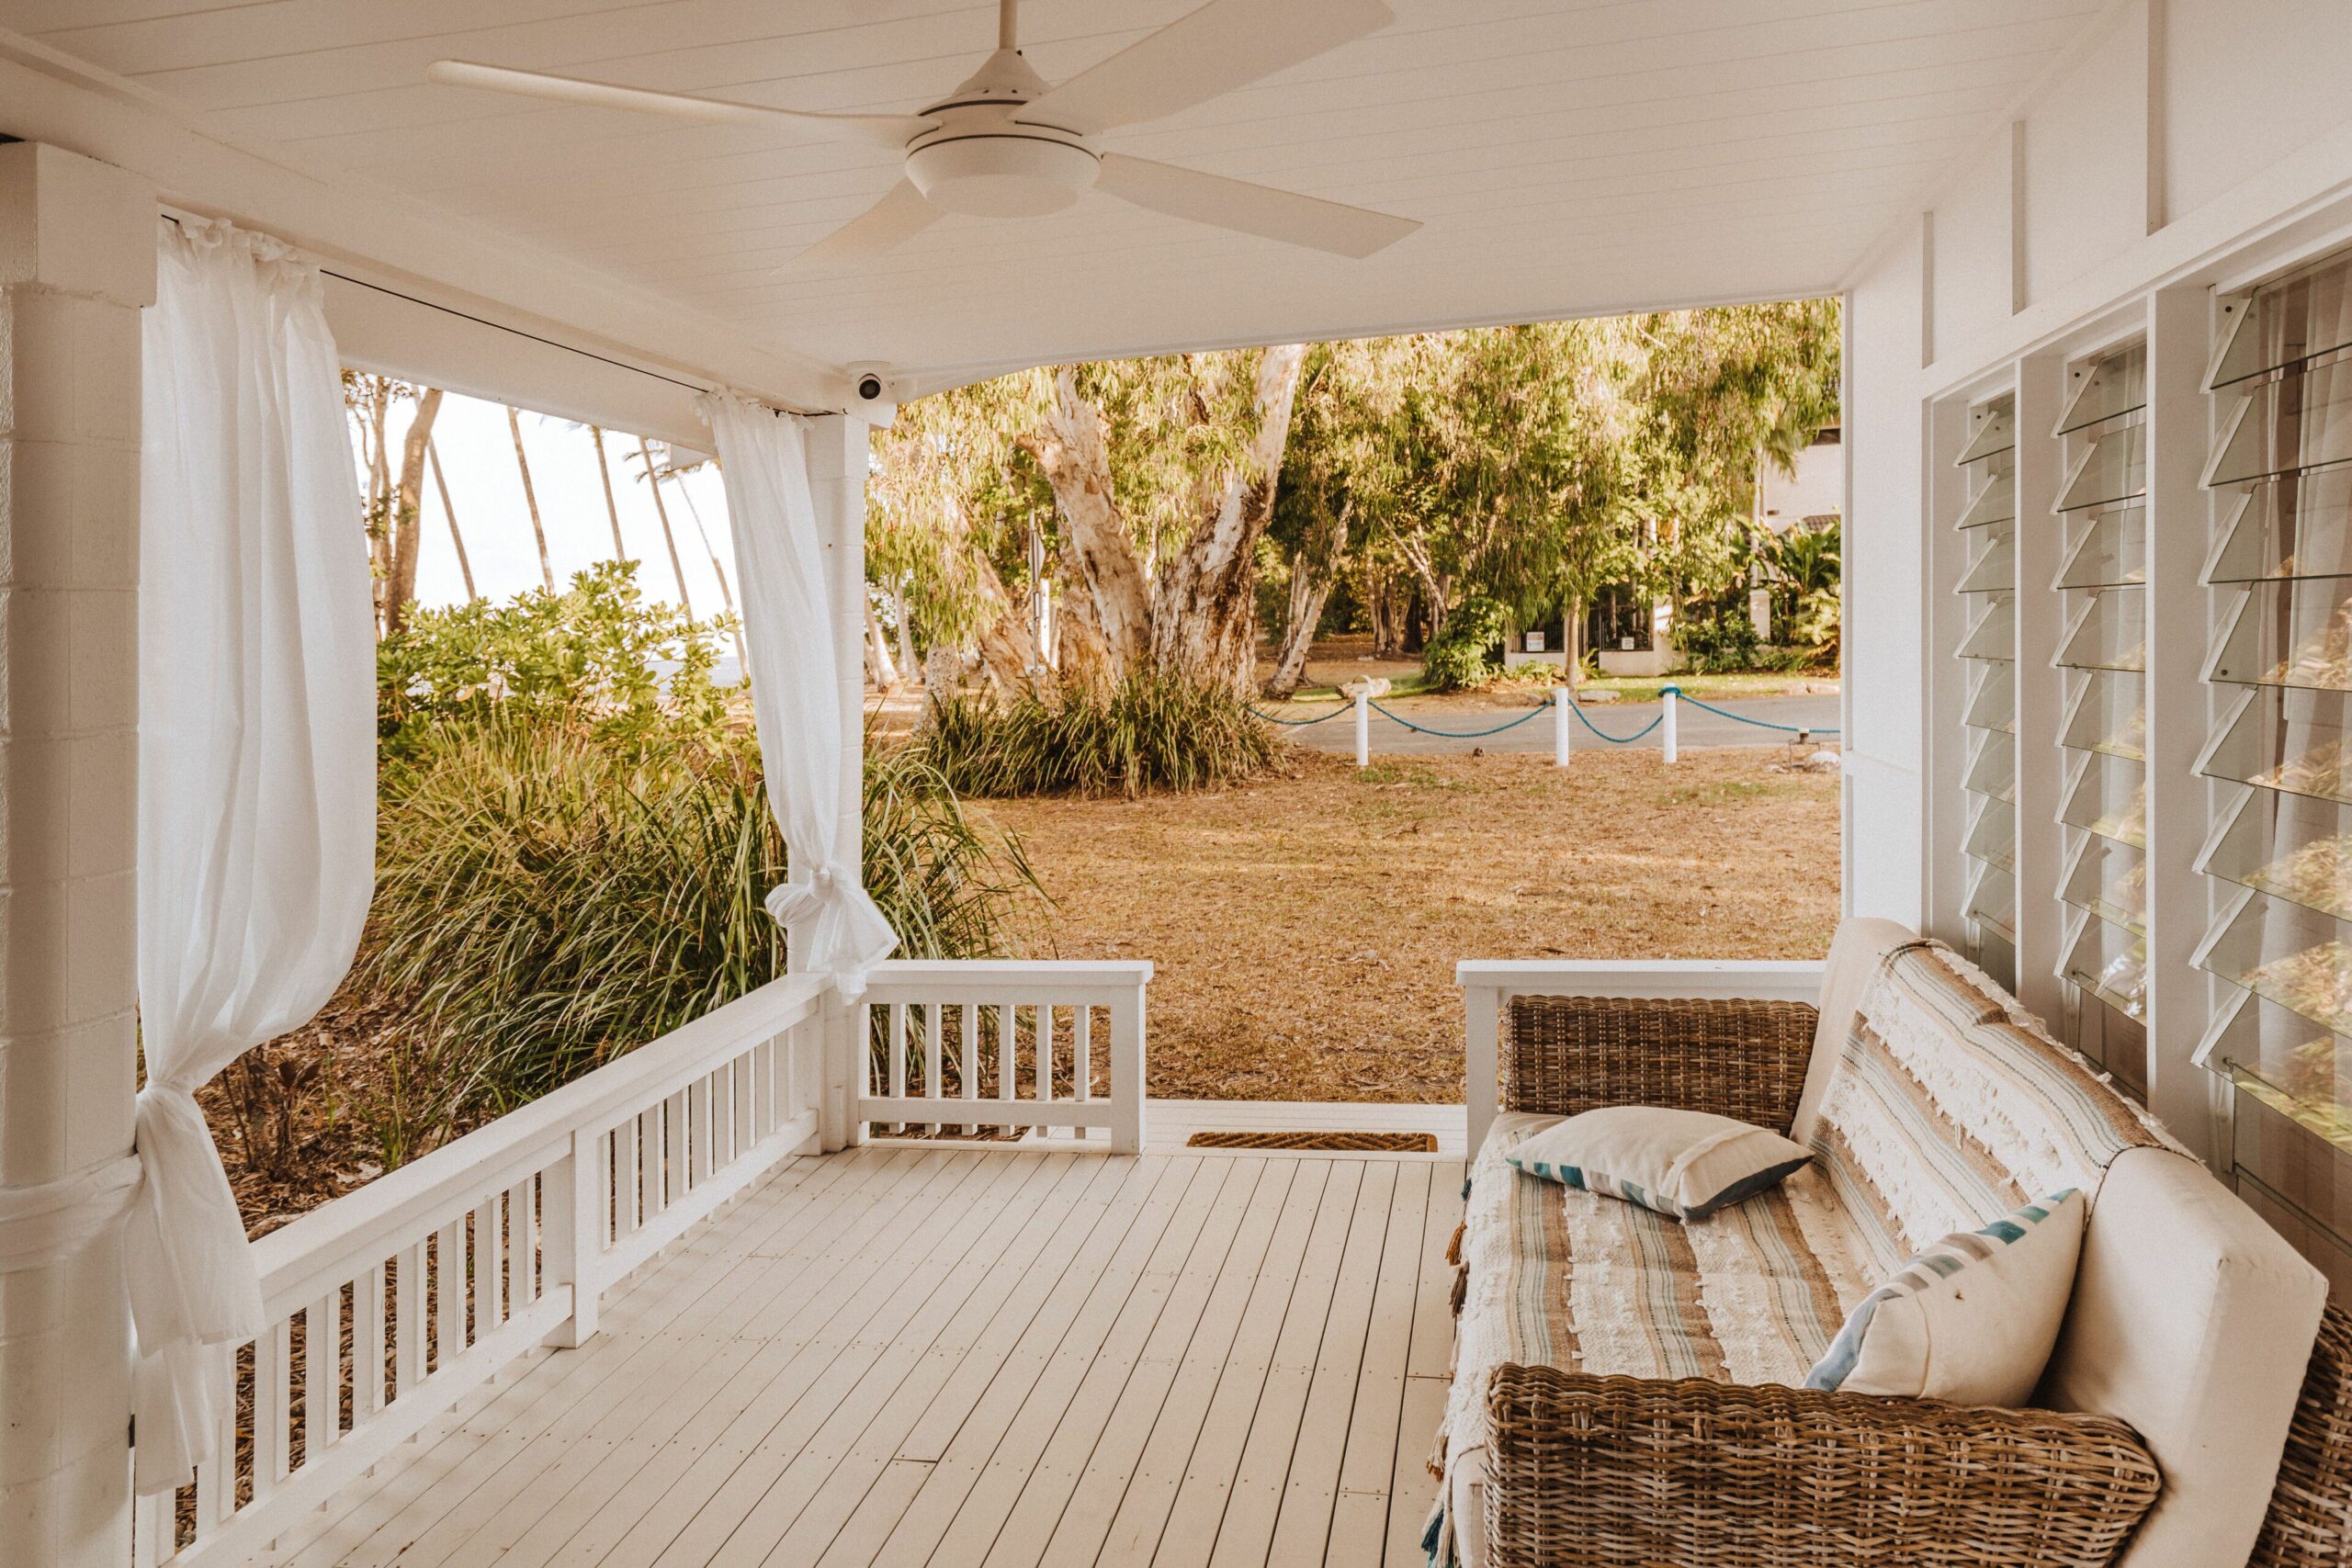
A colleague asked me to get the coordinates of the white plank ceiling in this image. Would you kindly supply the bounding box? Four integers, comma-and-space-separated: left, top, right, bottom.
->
0, 0, 2108, 386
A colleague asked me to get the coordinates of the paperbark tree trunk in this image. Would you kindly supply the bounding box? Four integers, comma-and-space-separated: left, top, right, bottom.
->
1017, 368, 1153, 675
426, 438, 477, 602
639, 438, 693, 618
1265, 499, 1349, 698
891, 585, 917, 676
864, 594, 901, 688
382, 386, 445, 636
507, 404, 556, 592
1151, 344, 1306, 693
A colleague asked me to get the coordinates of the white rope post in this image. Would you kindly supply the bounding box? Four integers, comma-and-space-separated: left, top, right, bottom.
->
1553, 686, 1571, 767
1661, 684, 1679, 764
1353, 689, 1371, 768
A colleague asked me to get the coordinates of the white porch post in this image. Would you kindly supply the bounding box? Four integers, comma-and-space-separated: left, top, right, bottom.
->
801, 412, 870, 1153
0, 143, 155, 1568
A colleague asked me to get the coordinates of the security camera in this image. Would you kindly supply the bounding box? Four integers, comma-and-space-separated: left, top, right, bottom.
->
857, 372, 884, 400
845, 362, 895, 404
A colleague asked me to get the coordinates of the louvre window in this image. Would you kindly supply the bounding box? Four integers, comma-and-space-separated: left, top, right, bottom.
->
1956, 393, 2018, 983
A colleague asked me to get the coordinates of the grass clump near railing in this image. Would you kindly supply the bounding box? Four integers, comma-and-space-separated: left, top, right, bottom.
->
353, 718, 1037, 1165
918, 670, 1276, 797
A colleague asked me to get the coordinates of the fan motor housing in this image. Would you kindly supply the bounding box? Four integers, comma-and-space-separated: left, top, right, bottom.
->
903, 129, 1095, 220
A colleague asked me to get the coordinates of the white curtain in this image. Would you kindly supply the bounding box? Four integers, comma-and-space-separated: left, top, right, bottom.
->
696, 393, 896, 991
130, 218, 376, 1494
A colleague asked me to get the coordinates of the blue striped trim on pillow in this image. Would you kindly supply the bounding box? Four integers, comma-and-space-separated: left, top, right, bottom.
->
1804, 1189, 2078, 1393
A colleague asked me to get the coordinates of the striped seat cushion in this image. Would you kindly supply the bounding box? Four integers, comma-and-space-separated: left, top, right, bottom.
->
1439, 1112, 1880, 1493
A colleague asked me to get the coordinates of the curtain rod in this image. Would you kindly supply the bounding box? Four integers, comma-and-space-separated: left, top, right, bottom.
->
159, 209, 717, 398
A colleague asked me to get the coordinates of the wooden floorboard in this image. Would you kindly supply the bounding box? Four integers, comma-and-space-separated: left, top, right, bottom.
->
285, 1140, 1462, 1568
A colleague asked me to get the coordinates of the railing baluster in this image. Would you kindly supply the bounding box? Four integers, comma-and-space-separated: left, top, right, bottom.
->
1111, 983, 1147, 1156
396, 1240, 425, 1393
435, 1221, 465, 1370
996, 1003, 1015, 1123
256, 1315, 290, 1497
1075, 1005, 1093, 1138
888, 999, 908, 1134
616, 1113, 641, 1238
358, 1259, 386, 1416
194, 1343, 232, 1532
664, 1090, 686, 1202
509, 1177, 537, 1305
307, 1291, 340, 1456
1035, 1001, 1054, 1138
960, 1002, 978, 1135
926, 1004, 944, 1134
690, 1075, 713, 1187
475, 1193, 502, 1333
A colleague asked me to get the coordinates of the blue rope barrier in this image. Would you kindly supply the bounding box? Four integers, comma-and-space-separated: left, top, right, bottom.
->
1661, 685, 1840, 737
1567, 702, 1664, 743
1364, 698, 1549, 739
1247, 701, 1352, 727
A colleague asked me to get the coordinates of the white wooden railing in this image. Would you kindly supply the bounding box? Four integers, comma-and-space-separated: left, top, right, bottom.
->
1456, 958, 1826, 1154
139, 973, 830, 1565
856, 959, 1152, 1154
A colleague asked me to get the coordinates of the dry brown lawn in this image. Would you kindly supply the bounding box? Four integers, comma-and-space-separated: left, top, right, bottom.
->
975, 745, 1841, 1105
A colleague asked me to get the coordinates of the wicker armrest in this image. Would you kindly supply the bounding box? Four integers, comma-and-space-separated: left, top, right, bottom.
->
1483, 1366, 2161, 1568
2254, 1300, 2352, 1568
1502, 995, 1817, 1132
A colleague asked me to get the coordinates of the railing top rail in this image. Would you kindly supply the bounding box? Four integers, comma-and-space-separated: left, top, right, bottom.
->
248, 972, 825, 1296
867, 958, 1154, 984
1455, 957, 1825, 1002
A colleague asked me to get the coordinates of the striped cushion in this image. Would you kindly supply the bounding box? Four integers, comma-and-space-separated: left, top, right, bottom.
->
1440, 1112, 1878, 1492
1811, 944, 2167, 1280
1805, 1188, 2087, 1406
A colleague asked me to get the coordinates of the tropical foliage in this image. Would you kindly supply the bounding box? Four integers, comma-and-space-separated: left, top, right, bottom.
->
920, 671, 1275, 798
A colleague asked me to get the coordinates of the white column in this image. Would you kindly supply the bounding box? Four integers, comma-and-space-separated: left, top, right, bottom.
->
0, 142, 155, 1568
802, 412, 870, 1153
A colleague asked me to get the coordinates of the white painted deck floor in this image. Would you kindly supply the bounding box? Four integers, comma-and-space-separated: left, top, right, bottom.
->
263, 1141, 1464, 1568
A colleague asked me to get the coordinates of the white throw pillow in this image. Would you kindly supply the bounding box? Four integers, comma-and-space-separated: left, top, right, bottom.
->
1804, 1188, 2087, 1407
1504, 1106, 1810, 1221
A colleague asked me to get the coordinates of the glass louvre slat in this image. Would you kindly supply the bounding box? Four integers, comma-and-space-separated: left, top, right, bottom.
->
2209, 265, 2352, 393
2063, 908, 2149, 1021
2195, 886, 2352, 1037
2060, 670, 2144, 759
2054, 505, 2147, 590
1965, 728, 2018, 803
2199, 784, 2352, 922
1965, 660, 2018, 733
1967, 862, 2018, 943
2195, 990, 2352, 1152
1958, 528, 2016, 594
2058, 423, 2148, 513
1965, 793, 2018, 870
2204, 467, 2352, 583
2061, 749, 2147, 848
2206, 351, 2352, 488
2198, 685, 2352, 806
2061, 833, 2148, 935
2207, 579, 2352, 692
1957, 405, 2016, 465
1957, 461, 2019, 529
1959, 593, 2017, 660
2055, 342, 2149, 436
2055, 586, 2146, 672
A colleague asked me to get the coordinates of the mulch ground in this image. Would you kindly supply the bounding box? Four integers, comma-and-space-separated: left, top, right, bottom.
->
975, 744, 1841, 1105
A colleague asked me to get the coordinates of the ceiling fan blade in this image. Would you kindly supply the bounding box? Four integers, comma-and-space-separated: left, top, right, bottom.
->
1016, 0, 1393, 135
427, 60, 934, 152
784, 180, 940, 268
1093, 154, 1417, 258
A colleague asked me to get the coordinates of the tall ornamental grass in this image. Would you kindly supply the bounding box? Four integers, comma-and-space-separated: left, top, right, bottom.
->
919, 670, 1276, 797
354, 716, 1037, 1156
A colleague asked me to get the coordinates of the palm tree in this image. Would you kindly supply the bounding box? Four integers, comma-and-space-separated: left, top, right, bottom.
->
588, 424, 627, 558
427, 437, 478, 602
637, 437, 693, 618
672, 473, 748, 674
507, 404, 556, 592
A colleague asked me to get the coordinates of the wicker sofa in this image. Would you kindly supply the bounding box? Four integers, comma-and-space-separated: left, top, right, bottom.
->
1439, 918, 2352, 1568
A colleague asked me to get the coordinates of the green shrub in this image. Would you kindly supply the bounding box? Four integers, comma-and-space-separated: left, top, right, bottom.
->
351, 716, 1037, 1160
919, 670, 1275, 797
377, 560, 734, 761
1421, 595, 1507, 691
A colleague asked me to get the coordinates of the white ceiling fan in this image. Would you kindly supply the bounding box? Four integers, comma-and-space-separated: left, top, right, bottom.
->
429, 0, 1420, 266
